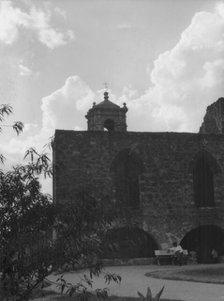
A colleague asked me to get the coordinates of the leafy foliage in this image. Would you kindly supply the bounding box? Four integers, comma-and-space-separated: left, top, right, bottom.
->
0, 104, 24, 163
24, 147, 52, 177
0, 104, 23, 135
12, 121, 24, 135
0, 106, 121, 300
137, 286, 165, 301
0, 104, 13, 121
57, 270, 121, 299
54, 193, 122, 299
0, 149, 55, 300
0, 149, 121, 300
104, 273, 122, 285
53, 187, 119, 271
0, 154, 5, 164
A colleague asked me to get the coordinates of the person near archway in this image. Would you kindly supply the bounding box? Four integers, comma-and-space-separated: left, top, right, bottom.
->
170, 242, 184, 265
211, 249, 218, 263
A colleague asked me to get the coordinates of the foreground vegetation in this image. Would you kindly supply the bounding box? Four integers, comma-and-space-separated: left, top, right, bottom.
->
0, 104, 121, 300
32, 295, 183, 301
32, 285, 168, 301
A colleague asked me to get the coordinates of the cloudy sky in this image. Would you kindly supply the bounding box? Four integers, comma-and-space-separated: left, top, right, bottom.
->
0, 0, 224, 193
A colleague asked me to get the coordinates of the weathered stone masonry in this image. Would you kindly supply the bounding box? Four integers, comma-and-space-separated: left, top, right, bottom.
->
53, 95, 224, 262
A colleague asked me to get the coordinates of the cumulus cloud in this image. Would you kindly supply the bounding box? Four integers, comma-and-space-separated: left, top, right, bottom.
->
41, 76, 95, 134
1, 2, 224, 193
0, 2, 29, 44
0, 1, 74, 48
2, 1, 224, 139
23, 123, 39, 133
0, 75, 95, 193
125, 2, 224, 132
19, 63, 32, 76
0, 76, 94, 160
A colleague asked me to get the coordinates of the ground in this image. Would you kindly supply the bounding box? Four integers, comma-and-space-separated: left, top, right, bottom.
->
146, 264, 224, 284
34, 264, 224, 301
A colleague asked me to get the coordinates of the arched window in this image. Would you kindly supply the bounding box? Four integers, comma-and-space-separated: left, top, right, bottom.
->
192, 151, 219, 207
110, 149, 144, 208
104, 119, 115, 131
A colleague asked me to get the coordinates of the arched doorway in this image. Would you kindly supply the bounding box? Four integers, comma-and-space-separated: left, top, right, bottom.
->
181, 225, 224, 263
102, 227, 158, 259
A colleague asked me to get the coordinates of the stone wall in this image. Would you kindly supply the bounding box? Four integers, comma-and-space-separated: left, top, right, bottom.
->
53, 130, 224, 249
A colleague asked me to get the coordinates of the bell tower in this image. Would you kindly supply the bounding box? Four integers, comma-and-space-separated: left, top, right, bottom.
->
85, 91, 128, 132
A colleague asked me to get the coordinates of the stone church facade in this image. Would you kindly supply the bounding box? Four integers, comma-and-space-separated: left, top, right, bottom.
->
53, 93, 224, 263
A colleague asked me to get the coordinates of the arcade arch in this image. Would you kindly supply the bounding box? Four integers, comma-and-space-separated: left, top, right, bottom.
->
181, 225, 224, 263
102, 227, 158, 259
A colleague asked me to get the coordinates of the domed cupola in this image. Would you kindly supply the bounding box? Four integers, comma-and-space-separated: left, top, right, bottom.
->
85, 91, 128, 132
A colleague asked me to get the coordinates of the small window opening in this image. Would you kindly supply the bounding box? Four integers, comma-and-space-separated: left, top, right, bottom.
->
104, 119, 115, 131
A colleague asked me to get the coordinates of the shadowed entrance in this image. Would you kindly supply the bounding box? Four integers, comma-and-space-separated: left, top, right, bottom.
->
102, 227, 158, 259
181, 225, 224, 263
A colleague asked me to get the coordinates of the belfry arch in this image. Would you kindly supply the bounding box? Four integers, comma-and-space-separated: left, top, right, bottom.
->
110, 148, 144, 208
104, 119, 115, 131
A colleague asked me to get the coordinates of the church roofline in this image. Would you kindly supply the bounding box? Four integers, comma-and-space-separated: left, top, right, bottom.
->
89, 91, 121, 110
54, 129, 224, 137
